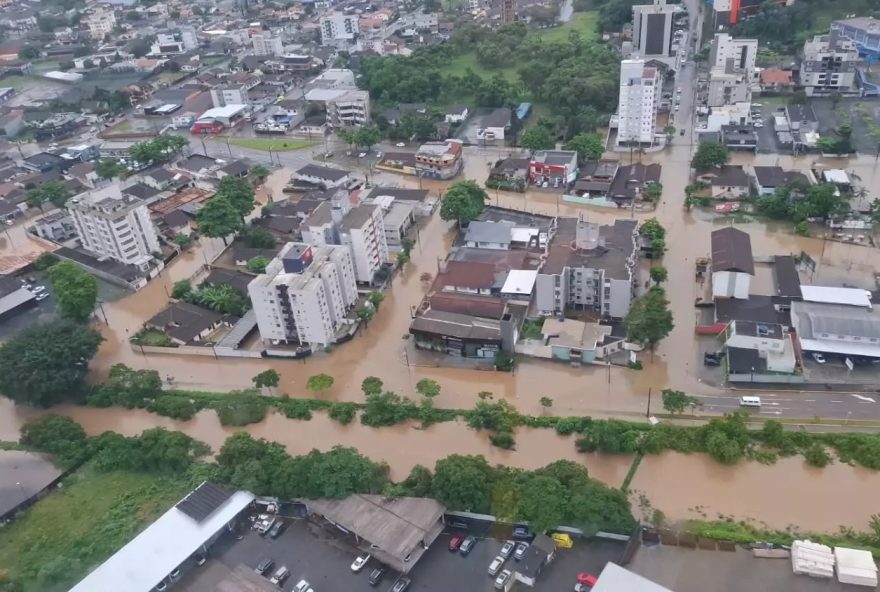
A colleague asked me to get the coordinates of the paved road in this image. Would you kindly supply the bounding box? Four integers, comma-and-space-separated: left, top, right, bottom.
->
692, 390, 880, 420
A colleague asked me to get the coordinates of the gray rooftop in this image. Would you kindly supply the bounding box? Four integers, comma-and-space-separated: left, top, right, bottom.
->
791, 301, 880, 341
0, 451, 62, 519
464, 220, 513, 245
542, 218, 638, 279
340, 204, 378, 231
296, 164, 350, 182
533, 150, 577, 166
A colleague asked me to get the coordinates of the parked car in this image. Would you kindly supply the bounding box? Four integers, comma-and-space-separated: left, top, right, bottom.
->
812, 352, 826, 364
155, 582, 167, 592
36, 293, 49, 302
358, 152, 367, 158
390, 576, 411, 592
754, 122, 764, 128
193, 553, 206, 566
704, 353, 721, 367
31, 285, 46, 293
448, 534, 465, 551
499, 540, 515, 559
369, 567, 387, 586
293, 579, 314, 592
488, 556, 505, 576
460, 535, 477, 556
577, 572, 598, 587
256, 558, 274, 576
514, 542, 529, 561
170, 568, 181, 580
269, 566, 290, 586
395, 142, 405, 147
268, 520, 285, 538
512, 525, 531, 540
351, 554, 371, 572
494, 569, 512, 590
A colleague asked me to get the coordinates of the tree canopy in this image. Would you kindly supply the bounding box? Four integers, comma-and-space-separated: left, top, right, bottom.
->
624, 287, 674, 352
95, 159, 127, 180
440, 180, 488, 226
253, 369, 280, 389
756, 182, 849, 222
47, 261, 98, 322
26, 181, 71, 211
661, 389, 699, 415
129, 135, 187, 165
519, 126, 554, 152
415, 378, 441, 398
196, 196, 243, 242
0, 321, 103, 407
565, 132, 604, 161
306, 373, 334, 394
215, 176, 256, 220
691, 142, 729, 171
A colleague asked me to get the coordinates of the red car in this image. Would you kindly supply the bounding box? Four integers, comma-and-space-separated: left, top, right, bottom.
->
577, 572, 598, 588
448, 534, 464, 552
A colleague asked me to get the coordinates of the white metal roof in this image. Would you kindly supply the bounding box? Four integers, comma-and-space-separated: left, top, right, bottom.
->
800, 285, 872, 308
822, 169, 850, 184
501, 269, 538, 295
592, 563, 674, 592
69, 488, 254, 592
199, 104, 247, 120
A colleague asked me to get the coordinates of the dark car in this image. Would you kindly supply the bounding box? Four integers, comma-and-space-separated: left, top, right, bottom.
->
512, 525, 532, 540
460, 536, 477, 556
369, 567, 387, 586
390, 576, 411, 592
255, 558, 274, 576
704, 354, 720, 367
268, 520, 286, 539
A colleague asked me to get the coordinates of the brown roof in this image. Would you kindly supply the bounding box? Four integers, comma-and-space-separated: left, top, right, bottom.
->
429, 293, 506, 319
761, 68, 793, 85
435, 261, 496, 290
711, 227, 754, 275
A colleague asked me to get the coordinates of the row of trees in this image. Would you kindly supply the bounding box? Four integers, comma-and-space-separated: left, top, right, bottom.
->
128, 135, 188, 166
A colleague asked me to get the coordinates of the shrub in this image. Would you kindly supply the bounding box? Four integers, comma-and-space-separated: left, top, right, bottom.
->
328, 402, 358, 424
33, 252, 59, 270
216, 394, 267, 426
278, 399, 314, 420
489, 431, 516, 449
147, 396, 199, 421
555, 416, 592, 435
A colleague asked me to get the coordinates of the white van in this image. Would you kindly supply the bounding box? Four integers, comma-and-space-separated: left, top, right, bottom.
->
739, 396, 762, 408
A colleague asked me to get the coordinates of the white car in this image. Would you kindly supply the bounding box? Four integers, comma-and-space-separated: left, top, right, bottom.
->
494, 569, 512, 590
351, 554, 370, 572
395, 142, 405, 147
754, 122, 764, 128
752, 102, 763, 107
293, 580, 314, 592
812, 352, 827, 364
676, 86, 682, 93
358, 152, 366, 158
499, 540, 515, 558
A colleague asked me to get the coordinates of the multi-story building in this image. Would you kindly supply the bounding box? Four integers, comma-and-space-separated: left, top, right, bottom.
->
711, 0, 792, 27
536, 219, 639, 319
616, 59, 661, 147
85, 9, 116, 40
67, 184, 161, 270
320, 12, 358, 47
327, 90, 370, 127
151, 27, 198, 55
709, 33, 757, 74
631, 0, 677, 59
251, 34, 284, 56
832, 17, 880, 62
415, 140, 464, 180
248, 243, 358, 347
500, 0, 516, 23
210, 85, 250, 108
339, 204, 388, 285
801, 31, 861, 96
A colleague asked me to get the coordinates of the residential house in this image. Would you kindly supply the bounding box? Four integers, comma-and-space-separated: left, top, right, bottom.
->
444, 106, 469, 124
711, 227, 753, 299
607, 163, 662, 204
145, 301, 228, 345
464, 221, 513, 250
751, 166, 811, 195
697, 165, 751, 199
572, 160, 619, 198
32, 210, 77, 242
481, 108, 511, 140
435, 261, 497, 296
720, 124, 758, 151
760, 68, 794, 93
415, 140, 463, 180
724, 320, 797, 377
529, 150, 578, 187
294, 164, 352, 190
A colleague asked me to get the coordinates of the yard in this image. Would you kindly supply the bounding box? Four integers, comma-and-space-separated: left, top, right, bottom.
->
534, 12, 599, 42
225, 137, 318, 152
0, 75, 64, 90
0, 468, 191, 592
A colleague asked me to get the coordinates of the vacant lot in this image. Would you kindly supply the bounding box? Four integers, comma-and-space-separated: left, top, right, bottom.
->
226, 137, 318, 152
0, 467, 190, 592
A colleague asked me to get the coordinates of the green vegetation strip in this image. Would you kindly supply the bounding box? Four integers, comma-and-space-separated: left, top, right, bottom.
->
224, 137, 318, 152
620, 453, 643, 491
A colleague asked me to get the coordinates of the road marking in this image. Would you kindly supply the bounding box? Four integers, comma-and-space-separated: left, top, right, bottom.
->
805, 399, 816, 402
851, 395, 876, 403
759, 411, 782, 415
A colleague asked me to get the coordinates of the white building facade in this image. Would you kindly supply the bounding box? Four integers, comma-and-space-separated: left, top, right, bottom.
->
632, 0, 677, 58
801, 32, 861, 96
320, 12, 358, 47
616, 59, 661, 146
339, 204, 388, 285
251, 34, 284, 56
85, 9, 116, 40
248, 243, 358, 347
67, 185, 160, 270
210, 85, 250, 108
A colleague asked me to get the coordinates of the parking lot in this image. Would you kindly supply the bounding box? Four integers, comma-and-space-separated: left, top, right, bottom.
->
801, 352, 880, 386
178, 517, 625, 592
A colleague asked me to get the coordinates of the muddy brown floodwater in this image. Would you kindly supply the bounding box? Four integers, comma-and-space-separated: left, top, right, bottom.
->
2, 144, 880, 533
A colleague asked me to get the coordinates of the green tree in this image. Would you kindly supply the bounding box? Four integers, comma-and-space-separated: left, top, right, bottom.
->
661, 389, 699, 415
361, 376, 384, 396
171, 279, 192, 299
639, 218, 666, 258
353, 125, 381, 149
539, 396, 553, 414
565, 132, 604, 161
691, 142, 729, 171
20, 414, 88, 466
27, 181, 71, 211
252, 369, 280, 390
643, 181, 663, 201
649, 266, 668, 285
624, 287, 674, 356
241, 227, 276, 248
0, 321, 102, 407
95, 159, 127, 180
215, 176, 256, 220
361, 391, 416, 426
439, 180, 488, 227
33, 252, 59, 271
249, 164, 270, 183
173, 233, 192, 248
416, 378, 441, 398
368, 291, 385, 308
432, 454, 495, 513
192, 283, 248, 316
516, 474, 567, 532
306, 373, 334, 395
47, 261, 98, 322
519, 126, 554, 152
129, 135, 186, 165
357, 304, 375, 327
495, 350, 515, 371
18, 45, 40, 60
663, 125, 676, 143
388, 464, 433, 497
289, 446, 389, 499
869, 199, 880, 224
196, 197, 243, 244
246, 256, 270, 273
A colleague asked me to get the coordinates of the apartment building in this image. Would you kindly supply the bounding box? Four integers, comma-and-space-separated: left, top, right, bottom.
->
85, 9, 116, 40
709, 33, 758, 74
801, 31, 861, 96
320, 12, 358, 47
415, 140, 464, 180
248, 243, 358, 347
327, 90, 370, 127
616, 59, 661, 146
251, 34, 284, 56
210, 85, 250, 108
67, 184, 161, 271
535, 219, 639, 319
832, 17, 880, 60
632, 0, 677, 58
339, 204, 388, 285
151, 27, 198, 55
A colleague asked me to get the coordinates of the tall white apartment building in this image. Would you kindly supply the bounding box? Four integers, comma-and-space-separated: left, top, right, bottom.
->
327, 90, 371, 127
320, 12, 358, 47
632, 0, 677, 58
339, 204, 388, 285
616, 59, 661, 146
248, 243, 358, 347
67, 184, 160, 270
85, 9, 116, 40
252, 34, 284, 56
710, 33, 758, 74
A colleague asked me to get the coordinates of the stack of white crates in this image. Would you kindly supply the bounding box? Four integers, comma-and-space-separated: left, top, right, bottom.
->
834, 547, 879, 587
791, 540, 834, 578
